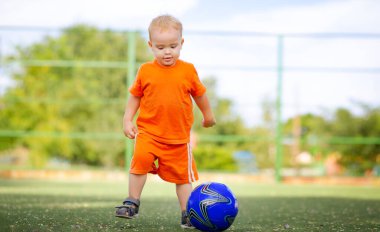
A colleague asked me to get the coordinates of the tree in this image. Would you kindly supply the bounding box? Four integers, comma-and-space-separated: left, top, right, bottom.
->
330, 106, 380, 174
192, 77, 248, 170
249, 98, 277, 169
282, 105, 380, 175
193, 77, 249, 138
0, 25, 151, 167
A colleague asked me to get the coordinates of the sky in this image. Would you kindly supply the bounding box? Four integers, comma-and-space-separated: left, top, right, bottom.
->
0, 0, 379, 126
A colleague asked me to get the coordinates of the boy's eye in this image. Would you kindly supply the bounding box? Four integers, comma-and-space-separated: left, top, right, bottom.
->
171, 45, 177, 48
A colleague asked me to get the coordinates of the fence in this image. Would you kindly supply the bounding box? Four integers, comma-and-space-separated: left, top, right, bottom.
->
1, 26, 380, 181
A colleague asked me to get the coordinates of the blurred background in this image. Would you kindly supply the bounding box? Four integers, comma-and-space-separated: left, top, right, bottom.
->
0, 0, 379, 181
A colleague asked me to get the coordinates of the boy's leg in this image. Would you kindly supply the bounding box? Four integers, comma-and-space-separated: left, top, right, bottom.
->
176, 183, 195, 229
129, 173, 147, 199
176, 183, 192, 211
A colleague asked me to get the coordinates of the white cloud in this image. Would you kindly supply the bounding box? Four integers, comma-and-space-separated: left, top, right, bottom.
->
0, 0, 199, 29
191, 0, 380, 33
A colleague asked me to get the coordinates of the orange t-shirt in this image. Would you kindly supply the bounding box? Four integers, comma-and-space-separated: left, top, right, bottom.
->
129, 59, 206, 144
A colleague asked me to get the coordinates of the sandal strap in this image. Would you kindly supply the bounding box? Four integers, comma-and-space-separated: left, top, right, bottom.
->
123, 197, 140, 207
115, 205, 131, 209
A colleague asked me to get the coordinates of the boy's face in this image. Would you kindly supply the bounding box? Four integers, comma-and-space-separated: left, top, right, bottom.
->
148, 27, 184, 67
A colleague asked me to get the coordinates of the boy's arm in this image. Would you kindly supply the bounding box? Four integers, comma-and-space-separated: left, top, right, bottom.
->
123, 95, 141, 139
193, 94, 216, 128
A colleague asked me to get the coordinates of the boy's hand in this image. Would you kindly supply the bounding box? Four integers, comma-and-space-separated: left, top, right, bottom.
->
202, 118, 216, 128
123, 121, 138, 139
193, 95, 216, 128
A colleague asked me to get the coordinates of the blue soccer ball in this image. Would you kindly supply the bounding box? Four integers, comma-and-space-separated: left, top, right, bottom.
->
187, 182, 238, 231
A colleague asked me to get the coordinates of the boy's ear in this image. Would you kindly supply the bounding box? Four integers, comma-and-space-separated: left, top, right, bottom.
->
181, 38, 184, 45
148, 41, 152, 47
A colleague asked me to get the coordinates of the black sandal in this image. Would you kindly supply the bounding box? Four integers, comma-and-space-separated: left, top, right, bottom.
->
181, 210, 195, 229
115, 198, 140, 219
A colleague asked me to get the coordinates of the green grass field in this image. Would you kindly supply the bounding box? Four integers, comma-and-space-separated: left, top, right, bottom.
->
0, 178, 379, 232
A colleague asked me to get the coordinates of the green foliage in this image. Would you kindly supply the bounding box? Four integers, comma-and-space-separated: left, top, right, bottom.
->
2, 25, 378, 173
193, 77, 249, 138
0, 25, 151, 167
193, 145, 238, 171
283, 105, 380, 174
330, 107, 380, 174
0, 25, 248, 171
284, 113, 331, 157
247, 98, 276, 169
191, 77, 249, 170
247, 127, 275, 169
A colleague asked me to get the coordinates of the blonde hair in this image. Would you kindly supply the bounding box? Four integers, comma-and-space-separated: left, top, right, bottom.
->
148, 14, 183, 39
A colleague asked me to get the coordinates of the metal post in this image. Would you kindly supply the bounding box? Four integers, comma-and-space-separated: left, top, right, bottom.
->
125, 31, 136, 172
275, 35, 284, 182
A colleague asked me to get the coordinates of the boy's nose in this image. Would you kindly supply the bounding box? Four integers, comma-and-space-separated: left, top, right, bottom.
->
164, 48, 171, 54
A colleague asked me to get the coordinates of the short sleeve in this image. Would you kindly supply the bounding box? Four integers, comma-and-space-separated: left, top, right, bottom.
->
190, 65, 206, 97
129, 66, 143, 97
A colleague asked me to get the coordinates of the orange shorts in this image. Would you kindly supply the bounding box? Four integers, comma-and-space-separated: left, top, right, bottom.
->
130, 133, 198, 184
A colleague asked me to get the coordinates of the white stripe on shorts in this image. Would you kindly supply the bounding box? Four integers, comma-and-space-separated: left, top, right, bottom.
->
187, 143, 195, 182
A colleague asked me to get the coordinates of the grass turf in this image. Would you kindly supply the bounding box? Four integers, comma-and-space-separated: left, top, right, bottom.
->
0, 178, 379, 231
